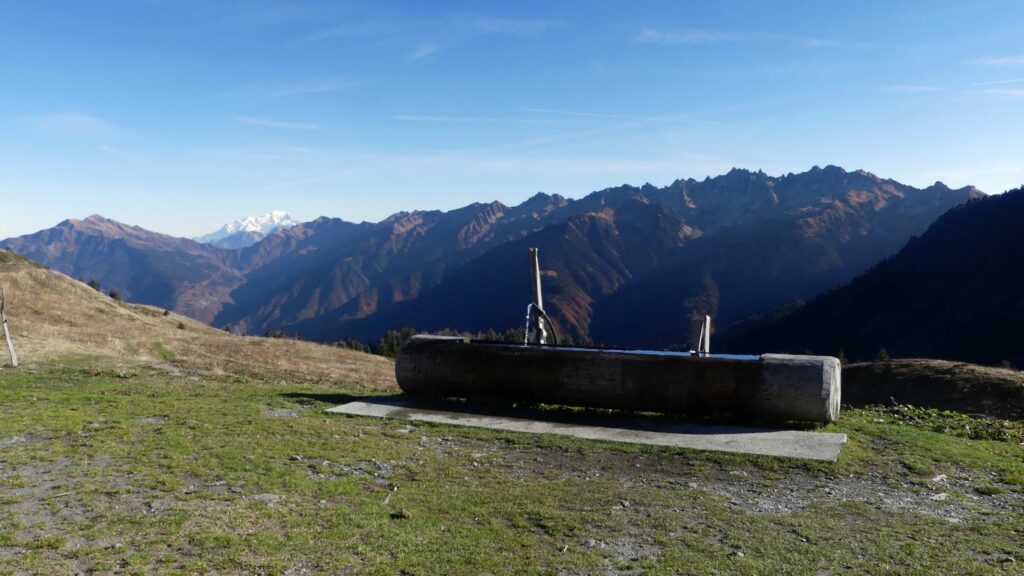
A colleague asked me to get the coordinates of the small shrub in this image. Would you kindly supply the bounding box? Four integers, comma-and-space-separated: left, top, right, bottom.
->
999, 472, 1024, 486
176, 322, 186, 330
265, 329, 286, 339
374, 327, 418, 357
87, 279, 101, 291
900, 456, 934, 476
26, 535, 65, 550
108, 290, 122, 301
975, 483, 1005, 496
162, 309, 170, 316
875, 347, 890, 362
337, 337, 370, 353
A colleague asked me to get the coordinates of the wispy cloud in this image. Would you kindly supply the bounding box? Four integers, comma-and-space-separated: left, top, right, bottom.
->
451, 16, 564, 37
523, 107, 660, 121
215, 145, 733, 178
35, 112, 115, 138
97, 144, 142, 161
792, 37, 844, 49
394, 108, 714, 126
193, 145, 738, 183
883, 85, 947, 93
99, 144, 128, 155
236, 117, 321, 130
884, 79, 1024, 98
309, 14, 563, 43
246, 173, 345, 194
974, 55, 1024, 67
305, 18, 397, 41
972, 78, 1024, 86
265, 78, 363, 97
634, 28, 857, 50
634, 28, 731, 45
977, 88, 1024, 98
410, 41, 440, 61
394, 115, 563, 125
521, 107, 716, 124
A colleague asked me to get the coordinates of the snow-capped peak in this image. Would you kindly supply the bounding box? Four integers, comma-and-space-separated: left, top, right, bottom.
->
221, 210, 297, 236
195, 211, 299, 248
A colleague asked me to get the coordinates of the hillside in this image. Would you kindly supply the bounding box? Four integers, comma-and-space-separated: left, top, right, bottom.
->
1, 167, 983, 347
844, 359, 1024, 420
0, 216, 242, 324
719, 187, 1024, 366
0, 249, 394, 387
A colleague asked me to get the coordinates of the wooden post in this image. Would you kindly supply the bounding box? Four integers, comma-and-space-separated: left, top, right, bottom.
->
1, 288, 17, 367
395, 335, 841, 423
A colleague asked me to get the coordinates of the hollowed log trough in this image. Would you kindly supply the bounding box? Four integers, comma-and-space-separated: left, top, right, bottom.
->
395, 335, 841, 423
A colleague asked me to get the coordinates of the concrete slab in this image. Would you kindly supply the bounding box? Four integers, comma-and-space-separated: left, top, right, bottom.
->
326, 396, 847, 461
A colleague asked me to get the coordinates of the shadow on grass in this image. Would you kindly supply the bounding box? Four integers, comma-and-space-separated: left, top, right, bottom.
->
282, 391, 822, 435
281, 391, 398, 407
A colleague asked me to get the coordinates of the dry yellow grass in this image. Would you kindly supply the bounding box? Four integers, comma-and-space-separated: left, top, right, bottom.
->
0, 250, 396, 388
845, 358, 1024, 419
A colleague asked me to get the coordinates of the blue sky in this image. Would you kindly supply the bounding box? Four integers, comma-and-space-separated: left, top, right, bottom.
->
2, 0, 1024, 238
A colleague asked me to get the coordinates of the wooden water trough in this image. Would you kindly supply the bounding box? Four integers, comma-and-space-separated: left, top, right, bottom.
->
395, 336, 841, 424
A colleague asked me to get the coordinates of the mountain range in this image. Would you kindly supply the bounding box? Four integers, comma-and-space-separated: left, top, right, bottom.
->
718, 187, 1024, 367
0, 166, 986, 353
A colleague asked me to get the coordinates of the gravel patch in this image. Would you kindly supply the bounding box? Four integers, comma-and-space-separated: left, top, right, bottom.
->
265, 408, 299, 418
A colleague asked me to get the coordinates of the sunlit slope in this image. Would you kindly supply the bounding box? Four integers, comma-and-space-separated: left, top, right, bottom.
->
0, 250, 395, 388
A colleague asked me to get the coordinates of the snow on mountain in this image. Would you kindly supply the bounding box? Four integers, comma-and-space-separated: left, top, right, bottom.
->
195, 211, 299, 249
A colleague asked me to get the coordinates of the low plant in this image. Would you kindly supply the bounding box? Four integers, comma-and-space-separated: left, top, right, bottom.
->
863, 403, 1023, 442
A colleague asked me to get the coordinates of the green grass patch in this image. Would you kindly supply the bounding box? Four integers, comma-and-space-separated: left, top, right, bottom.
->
863, 404, 1024, 443
976, 484, 1006, 496
152, 343, 176, 363
0, 365, 1019, 574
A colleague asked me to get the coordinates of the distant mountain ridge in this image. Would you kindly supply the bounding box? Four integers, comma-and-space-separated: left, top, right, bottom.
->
717, 187, 1024, 366
0, 215, 241, 323
195, 210, 299, 249
0, 166, 985, 349
304, 167, 983, 346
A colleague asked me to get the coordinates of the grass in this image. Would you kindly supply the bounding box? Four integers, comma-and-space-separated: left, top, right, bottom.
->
152, 343, 177, 363
0, 364, 1020, 575
861, 404, 1023, 443
0, 256, 396, 387
845, 360, 1024, 420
